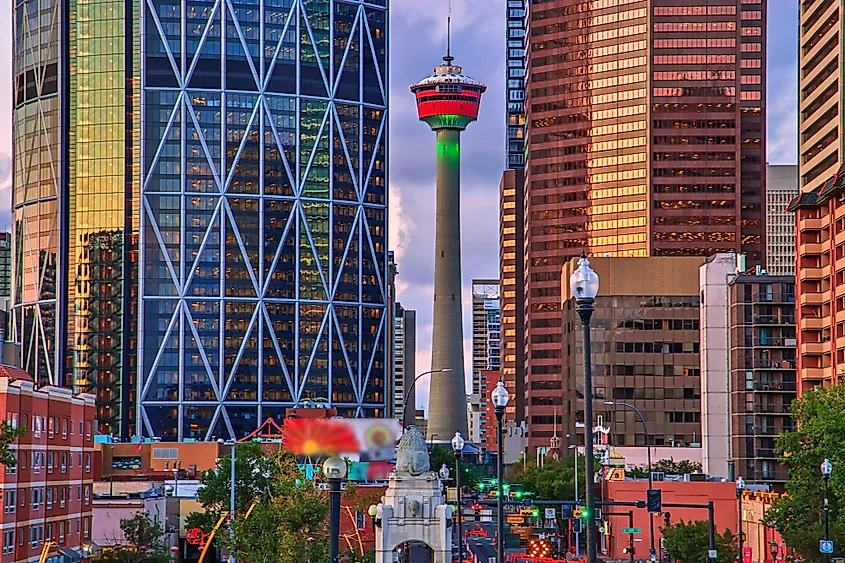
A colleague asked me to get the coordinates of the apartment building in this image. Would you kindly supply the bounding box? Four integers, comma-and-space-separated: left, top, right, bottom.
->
0, 365, 96, 562
766, 166, 799, 276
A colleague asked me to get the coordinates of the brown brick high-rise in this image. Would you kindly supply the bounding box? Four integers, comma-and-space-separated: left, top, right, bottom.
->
521, 0, 765, 451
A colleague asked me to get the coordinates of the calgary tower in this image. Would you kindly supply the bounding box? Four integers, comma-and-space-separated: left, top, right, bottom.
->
410, 28, 487, 442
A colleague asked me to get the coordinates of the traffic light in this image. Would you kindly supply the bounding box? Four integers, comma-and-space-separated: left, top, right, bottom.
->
531, 508, 540, 518
513, 491, 523, 499
647, 489, 662, 513
663, 512, 671, 527
580, 507, 590, 520
572, 519, 583, 534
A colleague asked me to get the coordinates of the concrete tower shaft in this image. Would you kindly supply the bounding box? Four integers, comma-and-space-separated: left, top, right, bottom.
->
410, 58, 486, 443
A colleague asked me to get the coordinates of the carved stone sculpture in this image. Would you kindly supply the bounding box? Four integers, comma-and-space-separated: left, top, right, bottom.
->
395, 426, 430, 475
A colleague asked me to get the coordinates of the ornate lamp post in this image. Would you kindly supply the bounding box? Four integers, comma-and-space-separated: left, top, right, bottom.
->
569, 251, 599, 563
492, 381, 510, 563
323, 456, 348, 563
452, 432, 466, 563
822, 459, 833, 563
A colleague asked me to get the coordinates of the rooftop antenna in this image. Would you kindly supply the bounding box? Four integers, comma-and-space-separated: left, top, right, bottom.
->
444, 0, 454, 64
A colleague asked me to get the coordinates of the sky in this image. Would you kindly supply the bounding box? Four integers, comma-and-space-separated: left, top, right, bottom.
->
0, 0, 800, 411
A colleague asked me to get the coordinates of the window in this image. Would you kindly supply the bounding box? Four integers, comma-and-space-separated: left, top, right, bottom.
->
20, 488, 24, 507
77, 486, 81, 501
85, 454, 91, 473
4, 490, 15, 514
83, 518, 89, 539
20, 451, 25, 470
6, 451, 17, 474
79, 421, 83, 436
60, 487, 65, 508
45, 523, 51, 542
62, 419, 67, 439
30, 488, 41, 510
3, 529, 14, 554
84, 486, 89, 505
46, 488, 52, 509
48, 418, 54, 439
47, 452, 53, 472
86, 422, 91, 439
78, 453, 82, 468
152, 448, 178, 460
59, 523, 64, 543
61, 452, 66, 473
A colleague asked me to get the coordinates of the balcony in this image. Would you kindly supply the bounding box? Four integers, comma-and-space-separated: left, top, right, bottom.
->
800, 292, 826, 306
753, 381, 798, 391
800, 267, 825, 281
754, 403, 791, 414
802, 366, 827, 381
753, 338, 797, 348
752, 360, 796, 370
801, 316, 826, 330
753, 426, 779, 435
754, 315, 796, 325
801, 242, 825, 255
800, 217, 824, 231
801, 341, 828, 355
753, 293, 796, 304
756, 449, 778, 458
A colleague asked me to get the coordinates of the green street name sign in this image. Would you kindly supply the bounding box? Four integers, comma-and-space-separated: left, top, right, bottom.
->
622, 528, 642, 534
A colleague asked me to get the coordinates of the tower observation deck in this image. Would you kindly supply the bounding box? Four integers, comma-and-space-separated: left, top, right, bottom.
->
410, 53, 486, 443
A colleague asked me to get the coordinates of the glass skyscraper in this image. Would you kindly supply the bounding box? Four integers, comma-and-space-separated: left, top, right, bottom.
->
12, 0, 389, 440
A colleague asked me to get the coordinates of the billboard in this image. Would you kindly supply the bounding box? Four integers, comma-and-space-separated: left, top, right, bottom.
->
283, 418, 401, 461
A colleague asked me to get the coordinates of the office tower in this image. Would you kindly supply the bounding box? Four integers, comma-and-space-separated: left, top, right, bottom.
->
699, 254, 795, 487
499, 169, 524, 423
561, 257, 704, 453
0, 233, 11, 299
392, 302, 416, 428
766, 166, 798, 276
411, 49, 486, 442
12, 0, 137, 436
505, 0, 527, 169
522, 0, 765, 450
12, 0, 390, 440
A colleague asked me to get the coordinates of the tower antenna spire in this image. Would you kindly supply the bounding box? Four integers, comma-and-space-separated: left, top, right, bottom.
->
444, 1, 454, 64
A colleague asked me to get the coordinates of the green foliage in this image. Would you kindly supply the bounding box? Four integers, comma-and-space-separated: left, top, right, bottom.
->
662, 520, 735, 563
188, 445, 332, 563
429, 445, 481, 490
627, 458, 703, 478
94, 512, 170, 563
763, 385, 845, 562
512, 455, 585, 501
0, 423, 25, 468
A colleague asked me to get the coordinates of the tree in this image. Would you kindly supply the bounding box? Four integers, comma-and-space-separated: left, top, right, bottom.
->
627, 459, 703, 478
662, 520, 735, 563
0, 423, 25, 468
187, 445, 332, 563
763, 384, 845, 562
95, 512, 170, 563
429, 445, 481, 490
512, 456, 584, 501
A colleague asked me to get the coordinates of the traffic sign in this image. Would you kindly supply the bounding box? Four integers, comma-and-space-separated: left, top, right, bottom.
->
708, 550, 718, 559
622, 528, 642, 534
545, 508, 556, 519
821, 540, 834, 554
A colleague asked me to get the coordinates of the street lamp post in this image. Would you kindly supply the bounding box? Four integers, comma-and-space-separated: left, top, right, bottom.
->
737, 476, 746, 563
323, 456, 348, 563
606, 401, 654, 559
569, 251, 600, 563
401, 369, 454, 428
452, 432, 466, 563
822, 459, 833, 563
492, 381, 510, 563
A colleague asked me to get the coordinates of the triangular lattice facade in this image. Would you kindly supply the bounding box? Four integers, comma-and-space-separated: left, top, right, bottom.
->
138, 0, 389, 440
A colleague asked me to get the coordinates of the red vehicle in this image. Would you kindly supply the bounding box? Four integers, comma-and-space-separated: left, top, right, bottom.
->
466, 524, 488, 538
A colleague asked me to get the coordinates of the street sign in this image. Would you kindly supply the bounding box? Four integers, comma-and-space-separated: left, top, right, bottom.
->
622, 528, 642, 534
545, 508, 556, 519
744, 547, 753, 563
708, 550, 718, 559
821, 540, 834, 554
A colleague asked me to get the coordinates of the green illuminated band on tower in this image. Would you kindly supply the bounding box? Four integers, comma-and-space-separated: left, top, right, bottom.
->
422, 114, 475, 131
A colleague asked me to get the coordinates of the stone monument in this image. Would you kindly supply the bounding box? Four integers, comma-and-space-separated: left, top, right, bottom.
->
371, 426, 453, 563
